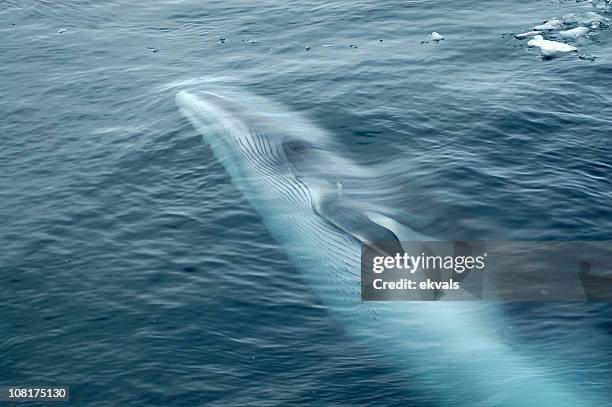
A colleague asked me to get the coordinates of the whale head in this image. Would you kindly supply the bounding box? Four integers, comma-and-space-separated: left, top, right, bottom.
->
176, 90, 321, 172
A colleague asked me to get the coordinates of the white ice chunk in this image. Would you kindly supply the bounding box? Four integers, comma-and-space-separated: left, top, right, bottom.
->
535, 19, 562, 31
578, 11, 608, 24
430, 32, 444, 41
515, 31, 540, 39
564, 11, 608, 26
527, 35, 577, 56
559, 26, 590, 39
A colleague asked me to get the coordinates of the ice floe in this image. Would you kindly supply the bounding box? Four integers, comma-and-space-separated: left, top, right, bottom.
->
515, 31, 540, 39
430, 32, 444, 41
563, 11, 609, 27
535, 19, 562, 31
558, 26, 590, 39
589, 0, 611, 11
527, 35, 577, 56
512, 5, 610, 60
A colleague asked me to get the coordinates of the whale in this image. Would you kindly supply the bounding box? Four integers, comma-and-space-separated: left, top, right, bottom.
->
175, 86, 601, 406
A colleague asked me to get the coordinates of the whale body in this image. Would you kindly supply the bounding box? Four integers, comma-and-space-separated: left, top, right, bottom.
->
176, 86, 600, 406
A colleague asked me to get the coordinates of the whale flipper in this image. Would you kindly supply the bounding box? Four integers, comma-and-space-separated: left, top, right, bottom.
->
316, 198, 401, 245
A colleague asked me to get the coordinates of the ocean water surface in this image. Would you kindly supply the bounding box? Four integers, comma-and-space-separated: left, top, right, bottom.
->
1, 0, 612, 405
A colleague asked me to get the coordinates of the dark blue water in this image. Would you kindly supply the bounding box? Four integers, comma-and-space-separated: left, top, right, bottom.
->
1, 0, 612, 405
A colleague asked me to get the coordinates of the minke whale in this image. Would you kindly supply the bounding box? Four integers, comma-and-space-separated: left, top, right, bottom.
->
176, 86, 601, 406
